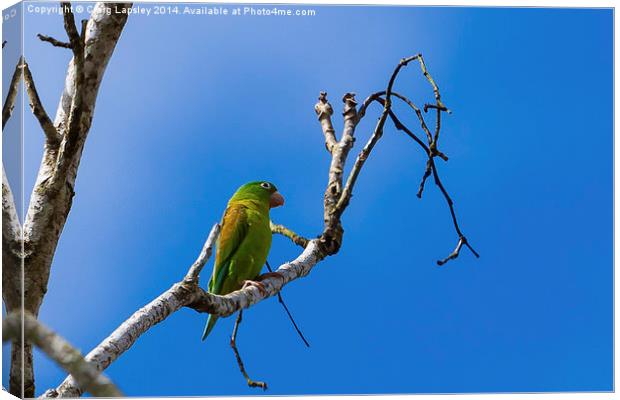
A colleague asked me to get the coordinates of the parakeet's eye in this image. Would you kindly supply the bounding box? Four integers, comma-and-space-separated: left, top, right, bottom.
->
260, 182, 271, 189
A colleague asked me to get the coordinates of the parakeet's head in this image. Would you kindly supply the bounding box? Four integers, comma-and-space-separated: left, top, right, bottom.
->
231, 181, 285, 209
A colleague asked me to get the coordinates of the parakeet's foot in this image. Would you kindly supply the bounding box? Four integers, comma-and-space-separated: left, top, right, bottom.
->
241, 280, 267, 297
258, 271, 284, 281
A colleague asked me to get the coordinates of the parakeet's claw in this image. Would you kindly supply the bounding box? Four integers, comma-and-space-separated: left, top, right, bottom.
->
242, 280, 268, 297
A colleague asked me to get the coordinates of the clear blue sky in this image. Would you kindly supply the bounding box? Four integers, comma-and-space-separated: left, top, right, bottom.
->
2, 3, 613, 396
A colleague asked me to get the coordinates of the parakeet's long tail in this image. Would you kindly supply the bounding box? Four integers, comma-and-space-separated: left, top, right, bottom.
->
201, 314, 218, 341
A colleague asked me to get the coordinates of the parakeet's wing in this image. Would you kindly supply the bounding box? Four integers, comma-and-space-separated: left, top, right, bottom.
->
208, 204, 249, 295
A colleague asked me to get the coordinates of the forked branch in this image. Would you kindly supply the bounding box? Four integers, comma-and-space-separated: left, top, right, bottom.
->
44, 54, 477, 397
340, 54, 479, 265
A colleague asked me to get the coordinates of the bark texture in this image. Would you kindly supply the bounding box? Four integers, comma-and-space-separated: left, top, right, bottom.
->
2, 3, 132, 396
3, 313, 123, 397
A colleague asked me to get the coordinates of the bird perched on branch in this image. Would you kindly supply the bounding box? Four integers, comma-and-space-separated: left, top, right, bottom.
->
202, 181, 285, 341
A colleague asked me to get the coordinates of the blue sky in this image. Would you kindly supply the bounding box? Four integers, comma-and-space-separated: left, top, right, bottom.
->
2, 3, 613, 396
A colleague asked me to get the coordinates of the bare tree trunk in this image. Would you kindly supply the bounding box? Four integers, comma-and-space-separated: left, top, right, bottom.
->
2, 3, 132, 396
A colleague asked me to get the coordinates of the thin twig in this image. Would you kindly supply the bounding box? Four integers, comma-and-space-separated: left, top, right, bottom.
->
417, 159, 432, 198
342, 54, 477, 265
37, 34, 72, 49
373, 96, 430, 154
230, 310, 268, 390
415, 54, 445, 111
437, 236, 464, 266
429, 158, 479, 264
270, 221, 309, 248
336, 55, 420, 216
359, 90, 434, 145
265, 260, 310, 347
184, 223, 220, 282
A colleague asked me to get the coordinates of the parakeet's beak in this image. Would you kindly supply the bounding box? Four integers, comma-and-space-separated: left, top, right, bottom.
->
270, 192, 285, 208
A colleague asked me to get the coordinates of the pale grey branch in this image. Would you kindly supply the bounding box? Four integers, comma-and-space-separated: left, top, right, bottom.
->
314, 91, 337, 153
185, 223, 221, 282
270, 221, 309, 248
3, 313, 123, 397
2, 55, 23, 129
48, 232, 324, 397
22, 60, 61, 144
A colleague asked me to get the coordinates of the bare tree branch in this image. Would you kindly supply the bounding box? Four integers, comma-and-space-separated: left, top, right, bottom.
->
3, 313, 123, 397
48, 224, 221, 397
270, 221, 309, 248
22, 60, 61, 145
44, 54, 477, 396
37, 34, 72, 49
46, 234, 324, 397
359, 91, 438, 155
317, 93, 358, 254
335, 56, 418, 218
314, 91, 337, 153
184, 223, 221, 282
2, 55, 23, 129
347, 55, 478, 265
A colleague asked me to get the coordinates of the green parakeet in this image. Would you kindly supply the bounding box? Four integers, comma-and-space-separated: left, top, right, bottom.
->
201, 181, 285, 341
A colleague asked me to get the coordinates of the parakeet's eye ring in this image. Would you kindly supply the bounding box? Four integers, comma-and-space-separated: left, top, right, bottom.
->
260, 182, 271, 189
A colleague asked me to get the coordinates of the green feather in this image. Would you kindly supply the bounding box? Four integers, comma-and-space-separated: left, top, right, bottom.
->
201, 181, 280, 341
